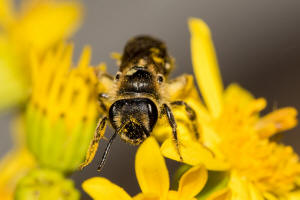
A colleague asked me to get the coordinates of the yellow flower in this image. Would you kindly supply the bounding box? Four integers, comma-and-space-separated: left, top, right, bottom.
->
83, 137, 230, 200
161, 18, 300, 200
25, 44, 103, 172
0, 0, 82, 110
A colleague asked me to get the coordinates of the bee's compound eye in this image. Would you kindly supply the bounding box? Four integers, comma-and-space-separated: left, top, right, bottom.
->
157, 75, 164, 83
115, 72, 121, 81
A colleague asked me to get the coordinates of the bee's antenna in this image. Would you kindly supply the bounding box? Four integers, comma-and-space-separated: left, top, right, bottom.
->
97, 132, 117, 172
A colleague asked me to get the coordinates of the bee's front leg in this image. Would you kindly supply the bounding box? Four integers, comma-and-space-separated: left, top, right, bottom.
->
162, 104, 183, 161
80, 116, 108, 170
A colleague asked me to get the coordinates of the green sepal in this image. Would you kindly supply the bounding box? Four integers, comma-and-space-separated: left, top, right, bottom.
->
14, 168, 80, 200
25, 105, 97, 173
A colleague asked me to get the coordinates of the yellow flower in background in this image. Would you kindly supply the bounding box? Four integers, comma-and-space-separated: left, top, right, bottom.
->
25, 44, 103, 172
161, 18, 300, 200
0, 0, 82, 110
83, 137, 230, 200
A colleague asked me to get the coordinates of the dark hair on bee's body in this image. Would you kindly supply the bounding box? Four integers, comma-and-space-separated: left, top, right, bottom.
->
80, 35, 199, 172
120, 36, 173, 76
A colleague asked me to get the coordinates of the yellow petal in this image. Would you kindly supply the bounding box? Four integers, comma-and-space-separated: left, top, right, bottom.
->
223, 84, 255, 109
161, 138, 229, 171
178, 165, 208, 200
82, 177, 132, 200
223, 84, 266, 118
12, 1, 82, 51
206, 189, 231, 200
255, 107, 298, 139
200, 123, 223, 159
135, 137, 169, 199
133, 193, 160, 200
189, 18, 223, 118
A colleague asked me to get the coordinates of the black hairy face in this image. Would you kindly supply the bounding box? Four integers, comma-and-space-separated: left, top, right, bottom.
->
108, 98, 158, 144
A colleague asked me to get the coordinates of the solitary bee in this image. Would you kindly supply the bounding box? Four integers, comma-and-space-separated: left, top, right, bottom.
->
80, 36, 198, 171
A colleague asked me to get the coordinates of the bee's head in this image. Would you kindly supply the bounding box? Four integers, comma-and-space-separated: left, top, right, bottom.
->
108, 98, 158, 144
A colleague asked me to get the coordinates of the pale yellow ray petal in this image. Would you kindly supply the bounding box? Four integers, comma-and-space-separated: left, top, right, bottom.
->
177, 165, 208, 200
82, 177, 132, 200
255, 107, 298, 139
189, 18, 223, 118
161, 138, 229, 171
135, 137, 169, 200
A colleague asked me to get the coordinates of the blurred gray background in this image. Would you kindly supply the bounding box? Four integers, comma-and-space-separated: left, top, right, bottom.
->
1, 0, 300, 199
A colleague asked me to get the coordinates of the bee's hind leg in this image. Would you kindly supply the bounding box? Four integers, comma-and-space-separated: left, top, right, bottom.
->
162, 104, 183, 161
80, 116, 108, 170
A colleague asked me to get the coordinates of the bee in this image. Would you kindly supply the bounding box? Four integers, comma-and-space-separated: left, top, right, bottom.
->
80, 36, 199, 171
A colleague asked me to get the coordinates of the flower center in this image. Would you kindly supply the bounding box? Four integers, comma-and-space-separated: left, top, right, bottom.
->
213, 97, 300, 196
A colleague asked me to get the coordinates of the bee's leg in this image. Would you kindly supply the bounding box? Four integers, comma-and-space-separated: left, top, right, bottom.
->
162, 104, 183, 161
170, 101, 199, 139
79, 117, 108, 170
96, 120, 129, 172
98, 93, 109, 112
97, 131, 117, 172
